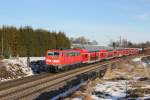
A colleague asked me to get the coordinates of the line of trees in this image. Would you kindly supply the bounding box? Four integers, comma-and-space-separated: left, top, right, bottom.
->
0, 26, 71, 57
70, 36, 98, 45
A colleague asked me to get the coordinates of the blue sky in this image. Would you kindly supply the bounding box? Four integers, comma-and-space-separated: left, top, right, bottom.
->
0, 0, 150, 45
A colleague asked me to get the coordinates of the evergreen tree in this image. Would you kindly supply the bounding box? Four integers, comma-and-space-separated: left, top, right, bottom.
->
0, 26, 71, 57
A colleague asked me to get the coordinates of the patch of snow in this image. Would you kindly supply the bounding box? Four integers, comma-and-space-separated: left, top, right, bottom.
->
0, 78, 12, 82
133, 76, 143, 81
92, 80, 150, 100
21, 66, 33, 76
142, 62, 147, 67
0, 58, 37, 82
132, 58, 141, 62
72, 98, 82, 100
92, 80, 129, 100
145, 85, 150, 88
140, 95, 150, 99
51, 82, 87, 100
92, 95, 110, 100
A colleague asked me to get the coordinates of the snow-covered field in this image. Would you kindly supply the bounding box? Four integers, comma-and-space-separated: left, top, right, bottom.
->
92, 80, 128, 100
91, 80, 150, 100
133, 56, 150, 67
0, 57, 45, 82
132, 57, 142, 62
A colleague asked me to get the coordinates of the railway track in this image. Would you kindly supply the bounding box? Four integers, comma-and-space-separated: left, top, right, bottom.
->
0, 55, 147, 100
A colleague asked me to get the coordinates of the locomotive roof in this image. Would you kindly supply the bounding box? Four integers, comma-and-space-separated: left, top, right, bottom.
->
47, 49, 80, 52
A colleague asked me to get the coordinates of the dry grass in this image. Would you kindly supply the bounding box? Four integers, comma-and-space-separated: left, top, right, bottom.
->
127, 87, 150, 98
0, 65, 13, 79
90, 78, 104, 86
71, 91, 83, 98
105, 58, 150, 81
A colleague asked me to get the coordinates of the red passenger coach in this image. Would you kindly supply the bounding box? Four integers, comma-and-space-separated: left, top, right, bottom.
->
130, 48, 139, 55
77, 45, 104, 63
77, 49, 89, 63
76, 48, 100, 64
116, 49, 124, 57
99, 49, 108, 59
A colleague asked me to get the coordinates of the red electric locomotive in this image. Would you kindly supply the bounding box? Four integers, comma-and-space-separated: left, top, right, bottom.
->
45, 49, 82, 71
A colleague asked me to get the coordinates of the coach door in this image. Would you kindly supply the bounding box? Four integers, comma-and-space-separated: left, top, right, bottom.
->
81, 53, 88, 63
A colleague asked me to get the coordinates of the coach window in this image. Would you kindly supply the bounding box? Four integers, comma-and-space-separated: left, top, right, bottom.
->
77, 52, 80, 56
74, 52, 76, 56
72, 52, 75, 56
75, 52, 78, 56
68, 52, 73, 56
54, 52, 59, 56
71, 52, 73, 56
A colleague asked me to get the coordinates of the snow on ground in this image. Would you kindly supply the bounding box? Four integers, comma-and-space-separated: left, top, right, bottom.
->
72, 98, 82, 100
72, 80, 150, 100
92, 80, 128, 100
0, 57, 45, 82
133, 57, 150, 69
91, 80, 150, 100
132, 57, 142, 62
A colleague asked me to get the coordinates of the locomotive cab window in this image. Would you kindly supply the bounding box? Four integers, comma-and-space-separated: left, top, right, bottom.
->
48, 52, 59, 56
76, 52, 80, 56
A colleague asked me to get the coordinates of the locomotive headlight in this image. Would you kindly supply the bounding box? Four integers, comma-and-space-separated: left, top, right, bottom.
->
53, 60, 59, 63
46, 59, 52, 62
46, 59, 59, 63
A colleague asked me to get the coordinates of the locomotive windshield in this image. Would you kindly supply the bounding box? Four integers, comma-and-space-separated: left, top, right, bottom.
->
48, 52, 59, 56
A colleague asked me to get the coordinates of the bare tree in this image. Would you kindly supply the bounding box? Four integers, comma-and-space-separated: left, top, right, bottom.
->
70, 36, 98, 45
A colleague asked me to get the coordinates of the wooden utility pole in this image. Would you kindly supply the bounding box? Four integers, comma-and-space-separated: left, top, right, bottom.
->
119, 36, 122, 47
26, 42, 30, 67
1, 32, 3, 58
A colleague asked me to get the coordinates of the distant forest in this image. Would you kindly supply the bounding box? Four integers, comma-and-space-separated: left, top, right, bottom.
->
0, 26, 71, 57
